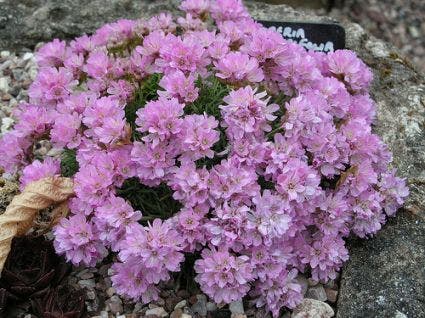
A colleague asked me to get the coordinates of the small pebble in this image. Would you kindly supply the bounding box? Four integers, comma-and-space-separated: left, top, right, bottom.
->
0, 51, 10, 58
133, 302, 144, 313
174, 300, 187, 310
291, 299, 334, 318
78, 279, 96, 289
100, 311, 108, 318
107, 295, 123, 314
206, 302, 217, 312
305, 285, 327, 302
229, 300, 244, 315
325, 288, 338, 303
145, 306, 168, 317
86, 290, 96, 300
106, 287, 116, 297
0, 77, 9, 93
170, 309, 182, 318
191, 294, 207, 316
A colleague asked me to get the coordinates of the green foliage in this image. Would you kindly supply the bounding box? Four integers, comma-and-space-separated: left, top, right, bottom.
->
186, 76, 230, 168
108, 36, 143, 57
116, 177, 182, 223
266, 92, 289, 141
125, 74, 162, 139
258, 175, 275, 191
185, 76, 230, 117
60, 148, 79, 177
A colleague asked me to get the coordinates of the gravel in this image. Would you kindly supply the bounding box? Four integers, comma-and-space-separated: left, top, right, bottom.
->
66, 259, 340, 317
0, 50, 37, 135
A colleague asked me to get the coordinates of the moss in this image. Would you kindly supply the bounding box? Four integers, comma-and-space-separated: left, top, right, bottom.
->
379, 63, 393, 79
388, 51, 416, 70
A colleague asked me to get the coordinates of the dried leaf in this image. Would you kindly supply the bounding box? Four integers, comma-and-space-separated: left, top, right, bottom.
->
0, 177, 74, 273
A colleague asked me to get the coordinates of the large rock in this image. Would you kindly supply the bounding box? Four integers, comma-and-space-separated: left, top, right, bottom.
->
0, 1, 424, 317
0, 0, 181, 51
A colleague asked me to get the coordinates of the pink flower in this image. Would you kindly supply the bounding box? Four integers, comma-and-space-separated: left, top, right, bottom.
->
379, 171, 409, 216
240, 27, 284, 62
29, 67, 78, 105
180, 0, 210, 16
74, 163, 114, 206
95, 195, 141, 228
131, 140, 177, 184
252, 269, 303, 317
210, 0, 250, 22
111, 258, 160, 303
50, 112, 82, 148
169, 162, 209, 206
83, 50, 111, 79
248, 190, 292, 238
136, 30, 166, 57
300, 234, 349, 281
215, 52, 264, 83
276, 158, 321, 202
194, 248, 253, 303
119, 220, 184, 272
159, 70, 199, 103
209, 157, 260, 204
0, 131, 31, 173
13, 104, 53, 135
135, 97, 184, 144
327, 49, 373, 93
36, 39, 67, 67
53, 214, 107, 266
19, 157, 60, 190
157, 34, 209, 74
179, 114, 220, 160
221, 86, 278, 140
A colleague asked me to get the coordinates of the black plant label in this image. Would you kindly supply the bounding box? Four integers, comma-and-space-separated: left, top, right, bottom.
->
258, 21, 346, 53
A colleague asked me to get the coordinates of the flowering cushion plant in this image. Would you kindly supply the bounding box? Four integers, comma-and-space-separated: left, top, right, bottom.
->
0, 0, 409, 316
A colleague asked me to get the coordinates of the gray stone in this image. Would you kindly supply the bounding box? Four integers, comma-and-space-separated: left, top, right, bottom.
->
190, 294, 207, 316
174, 300, 187, 310
107, 295, 123, 314
325, 288, 338, 303
305, 285, 327, 302
0, 0, 182, 51
206, 302, 217, 312
86, 290, 96, 300
145, 306, 168, 317
336, 213, 425, 318
291, 299, 334, 318
297, 275, 309, 296
229, 300, 245, 314
78, 278, 96, 289
0, 77, 9, 93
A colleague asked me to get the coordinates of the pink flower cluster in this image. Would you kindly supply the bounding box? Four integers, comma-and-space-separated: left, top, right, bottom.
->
0, 0, 408, 316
